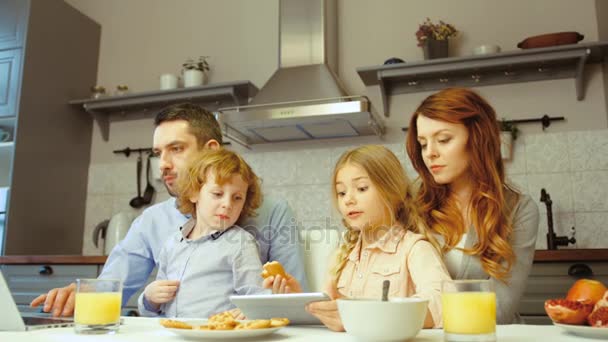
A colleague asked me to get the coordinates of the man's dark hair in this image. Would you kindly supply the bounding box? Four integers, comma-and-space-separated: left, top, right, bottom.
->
154, 103, 223, 146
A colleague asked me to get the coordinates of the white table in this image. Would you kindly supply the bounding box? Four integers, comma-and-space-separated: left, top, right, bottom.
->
0, 317, 597, 341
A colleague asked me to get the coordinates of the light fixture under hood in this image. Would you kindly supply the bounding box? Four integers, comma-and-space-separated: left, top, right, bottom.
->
217, 0, 384, 147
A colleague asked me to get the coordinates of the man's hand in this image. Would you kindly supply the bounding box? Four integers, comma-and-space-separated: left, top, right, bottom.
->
143, 280, 180, 309
305, 283, 345, 331
262, 273, 302, 294
30, 283, 77, 317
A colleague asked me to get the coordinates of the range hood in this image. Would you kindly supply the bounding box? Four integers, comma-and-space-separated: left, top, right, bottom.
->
217, 0, 384, 146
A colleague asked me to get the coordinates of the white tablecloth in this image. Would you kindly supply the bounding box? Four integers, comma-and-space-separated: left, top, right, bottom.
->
0, 317, 598, 341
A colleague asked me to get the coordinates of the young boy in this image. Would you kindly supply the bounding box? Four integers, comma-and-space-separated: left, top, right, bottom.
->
138, 148, 270, 318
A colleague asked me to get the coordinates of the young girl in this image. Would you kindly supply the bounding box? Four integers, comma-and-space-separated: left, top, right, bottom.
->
405, 87, 539, 324
283, 145, 452, 331
138, 148, 269, 318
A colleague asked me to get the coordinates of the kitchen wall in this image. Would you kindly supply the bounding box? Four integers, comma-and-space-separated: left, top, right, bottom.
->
63, 0, 608, 254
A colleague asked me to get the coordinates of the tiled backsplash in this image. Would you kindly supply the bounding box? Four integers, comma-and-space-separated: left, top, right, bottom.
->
82, 129, 608, 255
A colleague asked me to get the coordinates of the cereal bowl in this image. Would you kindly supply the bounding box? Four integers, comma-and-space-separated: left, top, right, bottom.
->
337, 297, 428, 341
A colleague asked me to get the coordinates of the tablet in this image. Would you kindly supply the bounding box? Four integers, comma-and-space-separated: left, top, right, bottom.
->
230, 292, 330, 325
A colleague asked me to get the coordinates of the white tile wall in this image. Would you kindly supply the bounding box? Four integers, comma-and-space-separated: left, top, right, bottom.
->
83, 129, 608, 254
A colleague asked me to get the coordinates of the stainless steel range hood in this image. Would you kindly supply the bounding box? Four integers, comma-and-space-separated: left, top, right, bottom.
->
217, 0, 384, 146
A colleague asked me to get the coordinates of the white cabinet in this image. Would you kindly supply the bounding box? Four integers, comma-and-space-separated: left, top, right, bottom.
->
1, 264, 99, 313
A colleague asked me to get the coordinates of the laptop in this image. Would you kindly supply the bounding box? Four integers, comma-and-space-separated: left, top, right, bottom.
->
0, 271, 74, 331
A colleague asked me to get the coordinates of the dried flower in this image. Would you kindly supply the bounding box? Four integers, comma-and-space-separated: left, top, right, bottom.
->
183, 56, 210, 72
415, 18, 458, 47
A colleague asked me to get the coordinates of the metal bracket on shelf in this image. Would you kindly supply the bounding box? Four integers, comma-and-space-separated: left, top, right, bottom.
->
575, 49, 591, 101
84, 106, 110, 141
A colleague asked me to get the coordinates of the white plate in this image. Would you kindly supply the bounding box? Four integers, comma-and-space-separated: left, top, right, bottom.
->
554, 322, 608, 339
162, 319, 283, 340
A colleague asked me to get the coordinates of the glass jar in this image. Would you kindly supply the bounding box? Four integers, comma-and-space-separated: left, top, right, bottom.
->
115, 85, 129, 96
90, 86, 106, 99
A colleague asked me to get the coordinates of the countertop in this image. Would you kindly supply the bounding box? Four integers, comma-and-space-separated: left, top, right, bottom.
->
0, 249, 607, 265
0, 317, 601, 341
0, 255, 107, 265
533, 249, 608, 262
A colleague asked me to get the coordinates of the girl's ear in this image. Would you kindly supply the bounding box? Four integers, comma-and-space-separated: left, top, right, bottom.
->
188, 189, 199, 204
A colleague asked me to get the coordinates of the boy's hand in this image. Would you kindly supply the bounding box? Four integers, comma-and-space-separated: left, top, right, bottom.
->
262, 273, 302, 294
144, 280, 180, 306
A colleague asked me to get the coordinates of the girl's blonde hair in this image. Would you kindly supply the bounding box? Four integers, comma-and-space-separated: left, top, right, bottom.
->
329, 145, 429, 282
175, 149, 262, 224
406, 87, 518, 282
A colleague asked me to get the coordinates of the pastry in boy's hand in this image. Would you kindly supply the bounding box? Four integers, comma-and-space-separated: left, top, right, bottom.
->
261, 261, 287, 279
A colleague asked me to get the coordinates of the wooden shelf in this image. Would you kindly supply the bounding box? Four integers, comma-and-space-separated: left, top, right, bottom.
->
69, 80, 258, 141
357, 42, 608, 116
534, 249, 608, 262
0, 255, 107, 265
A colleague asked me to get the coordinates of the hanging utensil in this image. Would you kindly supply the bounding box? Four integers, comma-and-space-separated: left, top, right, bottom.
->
141, 153, 155, 205
129, 153, 145, 208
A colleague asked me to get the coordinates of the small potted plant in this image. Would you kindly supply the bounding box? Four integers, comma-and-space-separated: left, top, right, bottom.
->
182, 56, 210, 87
415, 18, 458, 59
499, 118, 519, 160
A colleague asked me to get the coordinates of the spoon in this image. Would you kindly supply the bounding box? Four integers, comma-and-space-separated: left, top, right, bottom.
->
129, 154, 145, 208
382, 280, 390, 301
141, 153, 155, 205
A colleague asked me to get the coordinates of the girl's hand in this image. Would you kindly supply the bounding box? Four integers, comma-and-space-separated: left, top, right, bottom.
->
305, 283, 345, 331
144, 280, 180, 306
262, 274, 302, 294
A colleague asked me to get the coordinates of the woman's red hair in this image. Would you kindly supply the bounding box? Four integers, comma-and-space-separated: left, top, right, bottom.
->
406, 88, 518, 282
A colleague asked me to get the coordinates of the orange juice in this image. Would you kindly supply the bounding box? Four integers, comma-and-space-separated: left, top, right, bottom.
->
74, 292, 122, 325
442, 292, 496, 334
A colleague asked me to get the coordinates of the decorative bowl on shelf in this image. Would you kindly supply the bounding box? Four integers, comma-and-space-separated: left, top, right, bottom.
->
517, 32, 584, 49
383, 57, 406, 65
473, 44, 501, 55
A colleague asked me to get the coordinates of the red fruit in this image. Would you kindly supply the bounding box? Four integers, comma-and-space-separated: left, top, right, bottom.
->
594, 290, 608, 311
545, 299, 594, 325
588, 306, 608, 327
566, 279, 608, 305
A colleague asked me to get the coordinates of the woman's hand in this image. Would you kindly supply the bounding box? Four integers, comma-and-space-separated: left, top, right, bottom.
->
143, 280, 180, 309
262, 273, 302, 294
304, 284, 345, 332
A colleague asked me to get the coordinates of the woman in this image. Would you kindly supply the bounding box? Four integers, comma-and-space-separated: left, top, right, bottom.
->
405, 87, 539, 324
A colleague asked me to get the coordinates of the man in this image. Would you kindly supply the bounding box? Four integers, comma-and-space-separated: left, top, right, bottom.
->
30, 103, 308, 316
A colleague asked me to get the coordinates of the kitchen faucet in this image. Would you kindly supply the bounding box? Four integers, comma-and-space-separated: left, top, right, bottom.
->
540, 188, 576, 250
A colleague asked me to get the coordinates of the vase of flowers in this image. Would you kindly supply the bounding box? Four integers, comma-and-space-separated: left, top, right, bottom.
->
182, 56, 210, 87
415, 18, 458, 59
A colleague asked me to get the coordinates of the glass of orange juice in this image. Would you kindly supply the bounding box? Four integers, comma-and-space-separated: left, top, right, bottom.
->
442, 279, 496, 342
74, 279, 122, 334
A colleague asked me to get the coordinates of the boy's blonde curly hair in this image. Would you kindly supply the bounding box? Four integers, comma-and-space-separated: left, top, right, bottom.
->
175, 149, 262, 224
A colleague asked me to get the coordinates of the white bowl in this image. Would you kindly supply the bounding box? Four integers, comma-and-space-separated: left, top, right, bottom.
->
473, 44, 501, 55
337, 297, 428, 341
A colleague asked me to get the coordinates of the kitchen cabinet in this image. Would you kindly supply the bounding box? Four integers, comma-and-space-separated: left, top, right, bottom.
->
1, 0, 100, 255
0, 256, 156, 316
357, 42, 608, 115
1, 264, 99, 313
519, 259, 608, 325
0, 0, 28, 51
0, 49, 22, 117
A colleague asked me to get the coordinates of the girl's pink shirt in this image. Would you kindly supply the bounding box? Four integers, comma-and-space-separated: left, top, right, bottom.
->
336, 226, 452, 328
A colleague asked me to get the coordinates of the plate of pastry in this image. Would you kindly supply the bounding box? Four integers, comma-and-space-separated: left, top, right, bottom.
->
554, 323, 608, 339
159, 312, 289, 340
